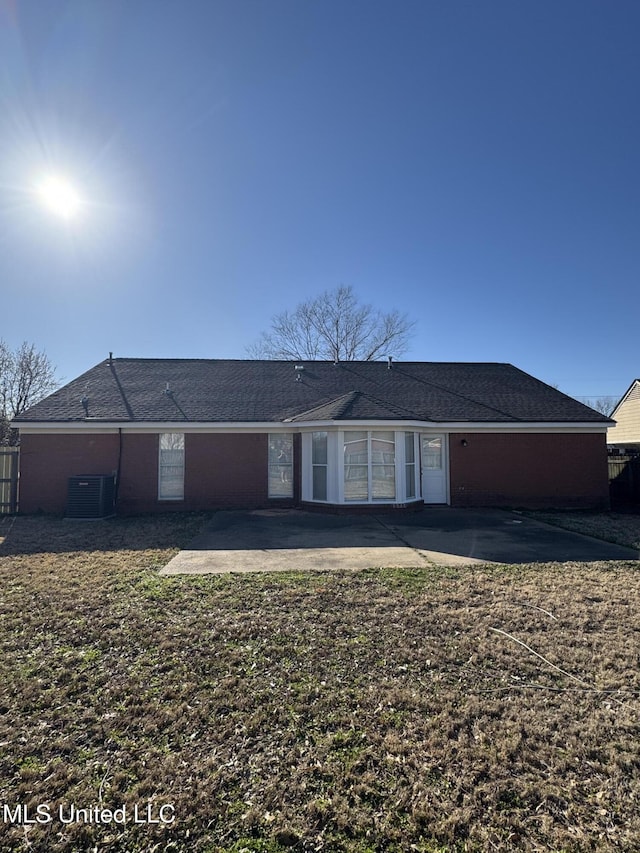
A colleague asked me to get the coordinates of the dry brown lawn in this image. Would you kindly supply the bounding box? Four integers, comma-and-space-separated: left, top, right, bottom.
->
527, 510, 640, 551
0, 512, 639, 853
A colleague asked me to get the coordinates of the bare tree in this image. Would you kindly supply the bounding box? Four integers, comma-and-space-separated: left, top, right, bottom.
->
576, 396, 617, 416
0, 341, 60, 444
248, 285, 415, 362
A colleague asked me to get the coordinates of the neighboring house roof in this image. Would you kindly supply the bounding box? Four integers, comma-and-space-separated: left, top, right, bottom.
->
610, 379, 640, 417
13, 358, 611, 425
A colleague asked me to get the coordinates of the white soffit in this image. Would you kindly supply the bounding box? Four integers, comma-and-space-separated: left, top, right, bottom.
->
15, 420, 610, 434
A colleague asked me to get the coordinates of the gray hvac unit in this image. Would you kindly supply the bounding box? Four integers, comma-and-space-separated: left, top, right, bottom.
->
66, 475, 116, 519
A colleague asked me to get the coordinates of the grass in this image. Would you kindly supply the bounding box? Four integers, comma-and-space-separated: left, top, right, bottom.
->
525, 509, 640, 551
0, 512, 639, 852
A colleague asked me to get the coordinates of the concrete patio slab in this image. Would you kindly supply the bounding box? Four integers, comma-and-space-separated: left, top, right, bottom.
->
160, 507, 639, 575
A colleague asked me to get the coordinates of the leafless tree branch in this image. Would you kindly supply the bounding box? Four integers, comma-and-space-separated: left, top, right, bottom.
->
0, 340, 60, 445
247, 285, 415, 362
576, 396, 617, 416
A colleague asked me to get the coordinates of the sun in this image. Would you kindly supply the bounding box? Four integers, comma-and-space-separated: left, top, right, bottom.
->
37, 175, 83, 220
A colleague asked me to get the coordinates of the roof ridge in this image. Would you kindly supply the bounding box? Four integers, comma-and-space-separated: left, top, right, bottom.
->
105, 357, 513, 366
283, 389, 425, 423
355, 390, 423, 420
282, 391, 361, 422
330, 390, 361, 419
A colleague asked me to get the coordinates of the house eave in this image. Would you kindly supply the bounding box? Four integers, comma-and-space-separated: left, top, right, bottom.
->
13, 419, 611, 434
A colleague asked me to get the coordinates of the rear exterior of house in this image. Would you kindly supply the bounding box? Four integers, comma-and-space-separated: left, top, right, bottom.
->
13, 357, 611, 514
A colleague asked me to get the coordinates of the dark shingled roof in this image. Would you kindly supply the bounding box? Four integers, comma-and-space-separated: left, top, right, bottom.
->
13, 358, 611, 425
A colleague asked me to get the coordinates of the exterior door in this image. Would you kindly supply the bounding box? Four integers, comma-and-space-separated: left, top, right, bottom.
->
421, 434, 448, 504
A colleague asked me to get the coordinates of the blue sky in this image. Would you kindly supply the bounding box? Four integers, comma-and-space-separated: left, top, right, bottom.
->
1, 0, 638, 404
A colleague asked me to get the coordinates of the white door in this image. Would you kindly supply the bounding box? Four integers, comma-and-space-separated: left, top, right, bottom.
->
421, 434, 448, 504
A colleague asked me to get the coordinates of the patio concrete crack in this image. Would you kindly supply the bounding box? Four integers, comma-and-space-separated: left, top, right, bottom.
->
373, 515, 435, 566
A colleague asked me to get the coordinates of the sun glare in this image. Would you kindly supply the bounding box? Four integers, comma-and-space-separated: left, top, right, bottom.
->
37, 175, 83, 220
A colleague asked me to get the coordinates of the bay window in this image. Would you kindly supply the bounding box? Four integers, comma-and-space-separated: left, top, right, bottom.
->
303, 428, 430, 505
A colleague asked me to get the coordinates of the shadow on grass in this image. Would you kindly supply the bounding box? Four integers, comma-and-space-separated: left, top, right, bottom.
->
0, 512, 211, 556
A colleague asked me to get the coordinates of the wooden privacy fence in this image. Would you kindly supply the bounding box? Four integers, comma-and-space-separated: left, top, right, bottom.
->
609, 456, 640, 506
0, 447, 19, 514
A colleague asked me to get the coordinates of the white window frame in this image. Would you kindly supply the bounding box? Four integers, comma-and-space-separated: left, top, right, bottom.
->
404, 431, 419, 500
158, 433, 185, 501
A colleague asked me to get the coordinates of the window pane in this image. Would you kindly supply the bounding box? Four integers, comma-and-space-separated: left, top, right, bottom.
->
405, 432, 415, 464
344, 465, 368, 501
269, 465, 293, 498
312, 465, 327, 501
372, 465, 395, 501
406, 464, 415, 499
160, 449, 183, 467
423, 437, 442, 470
269, 434, 293, 465
160, 433, 184, 451
159, 470, 184, 499
159, 433, 185, 500
268, 434, 293, 498
371, 432, 395, 464
312, 432, 328, 465
344, 432, 367, 465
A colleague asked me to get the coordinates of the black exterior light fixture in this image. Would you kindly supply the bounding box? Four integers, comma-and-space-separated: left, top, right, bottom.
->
460, 438, 468, 447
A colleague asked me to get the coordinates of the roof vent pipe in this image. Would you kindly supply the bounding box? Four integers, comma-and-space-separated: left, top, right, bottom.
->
108, 352, 113, 366
387, 355, 393, 370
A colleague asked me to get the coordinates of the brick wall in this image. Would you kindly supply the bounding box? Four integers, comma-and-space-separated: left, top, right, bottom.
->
18, 433, 119, 514
18, 431, 302, 515
18, 428, 609, 514
115, 433, 302, 513
185, 433, 269, 510
449, 432, 609, 509
115, 433, 159, 513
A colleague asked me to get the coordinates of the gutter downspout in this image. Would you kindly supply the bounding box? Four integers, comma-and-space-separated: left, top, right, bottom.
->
108, 356, 130, 514
114, 427, 123, 511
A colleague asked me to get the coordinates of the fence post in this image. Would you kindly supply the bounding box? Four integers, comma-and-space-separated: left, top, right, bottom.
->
0, 448, 19, 514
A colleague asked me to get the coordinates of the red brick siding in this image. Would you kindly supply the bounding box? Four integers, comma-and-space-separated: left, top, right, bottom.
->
18, 433, 119, 514
18, 431, 303, 515
117, 433, 301, 514
18, 429, 609, 514
115, 434, 159, 514
184, 433, 269, 510
449, 432, 609, 509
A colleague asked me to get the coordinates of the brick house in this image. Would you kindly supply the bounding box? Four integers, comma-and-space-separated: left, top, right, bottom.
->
12, 357, 611, 514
